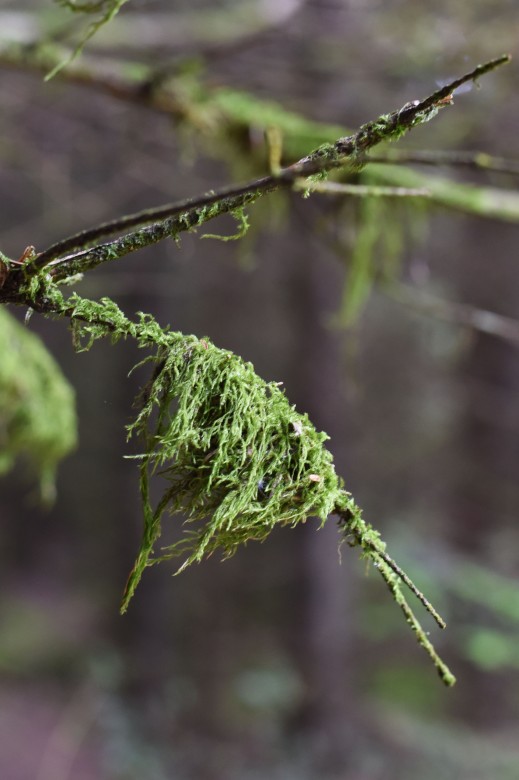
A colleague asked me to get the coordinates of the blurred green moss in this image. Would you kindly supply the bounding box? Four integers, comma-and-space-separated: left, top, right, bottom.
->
0, 308, 77, 501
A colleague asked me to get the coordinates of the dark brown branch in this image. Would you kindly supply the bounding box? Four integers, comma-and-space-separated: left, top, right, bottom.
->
32, 177, 277, 269
13, 54, 508, 284
0, 54, 510, 308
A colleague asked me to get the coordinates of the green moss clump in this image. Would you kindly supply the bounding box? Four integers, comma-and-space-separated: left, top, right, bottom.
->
6, 284, 451, 681
122, 335, 353, 610
0, 308, 77, 501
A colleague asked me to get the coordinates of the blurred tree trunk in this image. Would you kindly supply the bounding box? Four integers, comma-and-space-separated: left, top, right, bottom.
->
287, 215, 360, 767
450, 219, 519, 726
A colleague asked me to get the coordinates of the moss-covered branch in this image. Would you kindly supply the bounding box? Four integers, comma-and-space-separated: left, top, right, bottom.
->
0, 45, 519, 262
363, 162, 519, 222
0, 54, 506, 290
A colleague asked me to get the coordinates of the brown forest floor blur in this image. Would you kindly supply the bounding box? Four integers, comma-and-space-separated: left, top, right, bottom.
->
1, 1, 519, 779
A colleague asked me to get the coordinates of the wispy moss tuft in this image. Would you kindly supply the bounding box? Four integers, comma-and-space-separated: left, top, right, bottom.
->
47, 0, 130, 80
202, 206, 250, 241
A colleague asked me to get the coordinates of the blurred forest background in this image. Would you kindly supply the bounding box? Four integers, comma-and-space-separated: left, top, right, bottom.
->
1, 1, 519, 778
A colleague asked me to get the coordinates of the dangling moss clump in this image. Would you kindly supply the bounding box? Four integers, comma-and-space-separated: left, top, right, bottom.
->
119, 328, 454, 684
122, 335, 357, 610
8, 287, 452, 683
0, 307, 77, 501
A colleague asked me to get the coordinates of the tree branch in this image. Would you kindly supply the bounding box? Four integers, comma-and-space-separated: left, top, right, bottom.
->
0, 54, 508, 296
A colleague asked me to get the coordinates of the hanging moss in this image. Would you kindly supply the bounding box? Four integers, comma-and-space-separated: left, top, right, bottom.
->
114, 323, 453, 684
3, 277, 452, 683
338, 196, 385, 326
122, 334, 357, 609
41, 288, 364, 587
0, 307, 77, 501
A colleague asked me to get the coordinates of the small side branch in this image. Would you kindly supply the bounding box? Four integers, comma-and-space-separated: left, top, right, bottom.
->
294, 180, 431, 198
367, 149, 519, 176
374, 547, 446, 629
336, 505, 455, 685
375, 557, 456, 687
389, 283, 519, 346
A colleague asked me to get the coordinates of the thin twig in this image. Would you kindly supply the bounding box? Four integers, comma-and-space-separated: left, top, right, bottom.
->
375, 557, 456, 686
335, 507, 454, 684
367, 149, 519, 176
389, 283, 519, 346
294, 180, 431, 198
375, 547, 446, 629
338, 510, 447, 630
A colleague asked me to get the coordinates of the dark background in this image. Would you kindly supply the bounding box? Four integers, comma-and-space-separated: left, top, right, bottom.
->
1, 2, 519, 778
